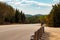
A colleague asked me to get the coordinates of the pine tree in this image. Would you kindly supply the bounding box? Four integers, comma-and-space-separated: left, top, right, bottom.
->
47, 3, 60, 27
15, 10, 26, 23
15, 9, 19, 23
20, 11, 26, 23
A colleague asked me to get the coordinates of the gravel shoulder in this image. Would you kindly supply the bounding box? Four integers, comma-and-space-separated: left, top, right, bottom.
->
43, 27, 60, 40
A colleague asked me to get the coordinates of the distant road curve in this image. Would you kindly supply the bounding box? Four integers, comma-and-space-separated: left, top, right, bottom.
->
0, 24, 41, 40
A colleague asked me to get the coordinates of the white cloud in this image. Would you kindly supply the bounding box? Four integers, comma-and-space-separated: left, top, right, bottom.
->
8, 0, 21, 5
25, 1, 52, 7
9, 0, 30, 6
53, 0, 59, 1
7, 0, 52, 7
0, 0, 56, 6
0, 0, 5, 1
20, 4, 30, 6
15, 2, 21, 4
0, 0, 3, 1
53, 0, 60, 3
20, 6, 52, 15
0, 0, 53, 15
14, 0, 27, 5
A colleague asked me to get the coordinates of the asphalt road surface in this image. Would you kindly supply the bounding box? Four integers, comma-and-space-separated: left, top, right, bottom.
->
0, 24, 41, 40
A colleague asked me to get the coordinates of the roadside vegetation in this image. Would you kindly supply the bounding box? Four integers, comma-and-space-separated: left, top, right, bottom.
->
0, 2, 26, 24
0, 2, 60, 27
0, 2, 46, 24
46, 3, 60, 27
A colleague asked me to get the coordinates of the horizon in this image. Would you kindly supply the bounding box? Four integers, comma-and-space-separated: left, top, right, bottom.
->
0, 0, 59, 15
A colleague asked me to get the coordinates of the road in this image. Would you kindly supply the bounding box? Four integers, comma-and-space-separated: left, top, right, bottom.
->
0, 24, 41, 40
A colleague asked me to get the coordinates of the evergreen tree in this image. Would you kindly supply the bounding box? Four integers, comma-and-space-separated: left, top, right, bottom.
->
15, 9, 19, 23
20, 11, 26, 23
46, 3, 60, 27
15, 10, 26, 23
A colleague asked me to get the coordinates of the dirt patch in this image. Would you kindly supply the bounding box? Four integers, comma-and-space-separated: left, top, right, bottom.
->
45, 27, 60, 40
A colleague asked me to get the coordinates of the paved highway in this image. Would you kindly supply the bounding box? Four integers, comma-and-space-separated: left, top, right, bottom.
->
0, 24, 41, 40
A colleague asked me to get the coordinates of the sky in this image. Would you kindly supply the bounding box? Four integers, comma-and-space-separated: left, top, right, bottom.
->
0, 0, 60, 15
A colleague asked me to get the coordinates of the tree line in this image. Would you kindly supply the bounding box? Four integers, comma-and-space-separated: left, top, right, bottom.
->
0, 2, 60, 27
0, 2, 26, 24
0, 2, 42, 24
39, 3, 60, 27
26, 15, 41, 23
46, 3, 60, 27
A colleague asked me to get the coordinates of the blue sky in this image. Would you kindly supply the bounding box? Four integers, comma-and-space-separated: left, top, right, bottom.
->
0, 0, 60, 15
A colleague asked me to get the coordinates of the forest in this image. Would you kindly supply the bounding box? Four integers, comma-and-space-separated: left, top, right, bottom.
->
46, 3, 60, 27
